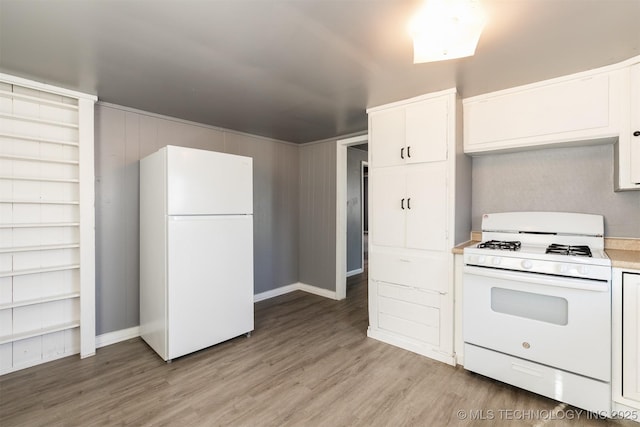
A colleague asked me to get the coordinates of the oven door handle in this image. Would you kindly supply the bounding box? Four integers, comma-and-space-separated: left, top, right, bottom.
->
463, 266, 609, 292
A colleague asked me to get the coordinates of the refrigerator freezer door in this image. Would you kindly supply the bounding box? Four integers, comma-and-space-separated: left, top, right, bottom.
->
167, 215, 254, 360
166, 145, 253, 215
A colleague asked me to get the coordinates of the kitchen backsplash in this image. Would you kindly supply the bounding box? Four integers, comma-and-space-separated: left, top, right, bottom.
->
471, 143, 640, 238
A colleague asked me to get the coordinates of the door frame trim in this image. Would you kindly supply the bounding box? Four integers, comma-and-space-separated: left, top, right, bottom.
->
336, 134, 368, 300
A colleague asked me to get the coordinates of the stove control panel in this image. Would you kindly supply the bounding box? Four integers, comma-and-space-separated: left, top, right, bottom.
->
463, 252, 611, 282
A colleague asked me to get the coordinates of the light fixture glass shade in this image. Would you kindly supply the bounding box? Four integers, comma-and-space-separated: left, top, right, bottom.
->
410, 0, 486, 63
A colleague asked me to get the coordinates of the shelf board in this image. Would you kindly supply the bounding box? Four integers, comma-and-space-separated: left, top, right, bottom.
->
0, 175, 79, 183
0, 243, 79, 254
0, 292, 80, 310
0, 153, 79, 165
0, 132, 78, 147
0, 199, 79, 205
0, 222, 79, 229
0, 264, 80, 278
0, 321, 80, 345
0, 90, 79, 110
0, 112, 79, 129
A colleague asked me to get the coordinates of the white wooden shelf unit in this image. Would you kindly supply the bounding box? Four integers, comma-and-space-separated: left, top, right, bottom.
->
0, 73, 96, 375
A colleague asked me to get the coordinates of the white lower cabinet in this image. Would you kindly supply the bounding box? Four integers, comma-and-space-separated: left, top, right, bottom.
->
624, 272, 640, 400
370, 248, 447, 293
613, 268, 640, 420
369, 279, 451, 364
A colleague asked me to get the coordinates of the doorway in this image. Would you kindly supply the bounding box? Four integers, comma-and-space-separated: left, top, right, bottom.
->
336, 134, 368, 300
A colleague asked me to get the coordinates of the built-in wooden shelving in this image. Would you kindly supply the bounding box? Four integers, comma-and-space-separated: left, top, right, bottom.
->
0, 89, 79, 110
0, 73, 96, 375
0, 132, 78, 147
0, 112, 79, 129
0, 292, 80, 310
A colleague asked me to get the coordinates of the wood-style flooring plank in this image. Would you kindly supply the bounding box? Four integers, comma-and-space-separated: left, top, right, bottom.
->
0, 269, 636, 426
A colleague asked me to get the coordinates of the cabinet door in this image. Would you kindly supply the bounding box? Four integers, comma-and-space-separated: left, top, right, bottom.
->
369, 168, 406, 248
405, 162, 448, 251
405, 97, 448, 164
464, 73, 612, 153
371, 248, 448, 292
370, 108, 405, 167
630, 64, 640, 184
623, 272, 640, 401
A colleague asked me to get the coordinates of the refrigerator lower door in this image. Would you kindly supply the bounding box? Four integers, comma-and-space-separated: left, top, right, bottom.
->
167, 215, 254, 360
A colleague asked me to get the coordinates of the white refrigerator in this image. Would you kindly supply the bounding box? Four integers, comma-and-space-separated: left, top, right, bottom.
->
139, 145, 254, 361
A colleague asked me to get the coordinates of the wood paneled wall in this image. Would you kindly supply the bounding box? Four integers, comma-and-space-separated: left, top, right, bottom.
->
298, 141, 337, 292
94, 104, 299, 335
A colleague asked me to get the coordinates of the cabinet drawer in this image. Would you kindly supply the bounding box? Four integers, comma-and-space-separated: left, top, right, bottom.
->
379, 296, 439, 326
464, 343, 611, 414
377, 292, 440, 345
378, 313, 439, 346
370, 250, 447, 292
378, 282, 440, 308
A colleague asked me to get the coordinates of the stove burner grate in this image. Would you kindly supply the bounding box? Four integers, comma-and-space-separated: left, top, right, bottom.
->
477, 240, 522, 251
545, 243, 592, 257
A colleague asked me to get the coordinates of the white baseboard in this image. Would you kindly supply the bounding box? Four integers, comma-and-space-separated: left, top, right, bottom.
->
253, 283, 299, 302
346, 268, 363, 278
296, 282, 338, 300
95, 282, 337, 351
254, 282, 338, 302
96, 326, 141, 349
367, 327, 456, 366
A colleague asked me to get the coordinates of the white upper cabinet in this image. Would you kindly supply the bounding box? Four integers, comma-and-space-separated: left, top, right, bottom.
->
370, 96, 448, 167
632, 64, 640, 185
462, 53, 640, 191
463, 69, 621, 154
616, 62, 640, 190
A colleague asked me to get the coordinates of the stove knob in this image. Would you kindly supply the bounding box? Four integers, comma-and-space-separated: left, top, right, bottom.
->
478, 256, 486, 264
521, 260, 533, 269
579, 265, 589, 275
559, 264, 569, 274
492, 257, 502, 266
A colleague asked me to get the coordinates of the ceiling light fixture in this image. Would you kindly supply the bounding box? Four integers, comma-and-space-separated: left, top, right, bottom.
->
409, 0, 486, 63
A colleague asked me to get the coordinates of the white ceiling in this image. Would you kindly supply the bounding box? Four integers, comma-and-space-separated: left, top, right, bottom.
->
1, 0, 639, 143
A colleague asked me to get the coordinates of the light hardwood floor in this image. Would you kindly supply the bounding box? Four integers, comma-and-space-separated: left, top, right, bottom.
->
1, 269, 636, 426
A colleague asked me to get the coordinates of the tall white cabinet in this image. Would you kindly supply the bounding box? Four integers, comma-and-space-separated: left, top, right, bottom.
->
0, 73, 96, 374
367, 89, 471, 365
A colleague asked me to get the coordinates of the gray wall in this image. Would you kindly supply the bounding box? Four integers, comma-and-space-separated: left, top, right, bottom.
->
95, 103, 299, 335
347, 147, 368, 273
472, 144, 640, 237
298, 140, 337, 291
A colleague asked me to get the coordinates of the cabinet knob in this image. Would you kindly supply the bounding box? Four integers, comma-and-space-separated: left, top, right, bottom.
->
400, 147, 405, 159
633, 131, 640, 137
407, 146, 411, 158
401, 198, 405, 209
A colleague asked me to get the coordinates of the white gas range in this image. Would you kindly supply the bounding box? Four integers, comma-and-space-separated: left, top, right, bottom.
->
463, 212, 612, 414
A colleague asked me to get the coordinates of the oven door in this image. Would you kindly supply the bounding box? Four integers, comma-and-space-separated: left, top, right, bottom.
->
463, 265, 611, 381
